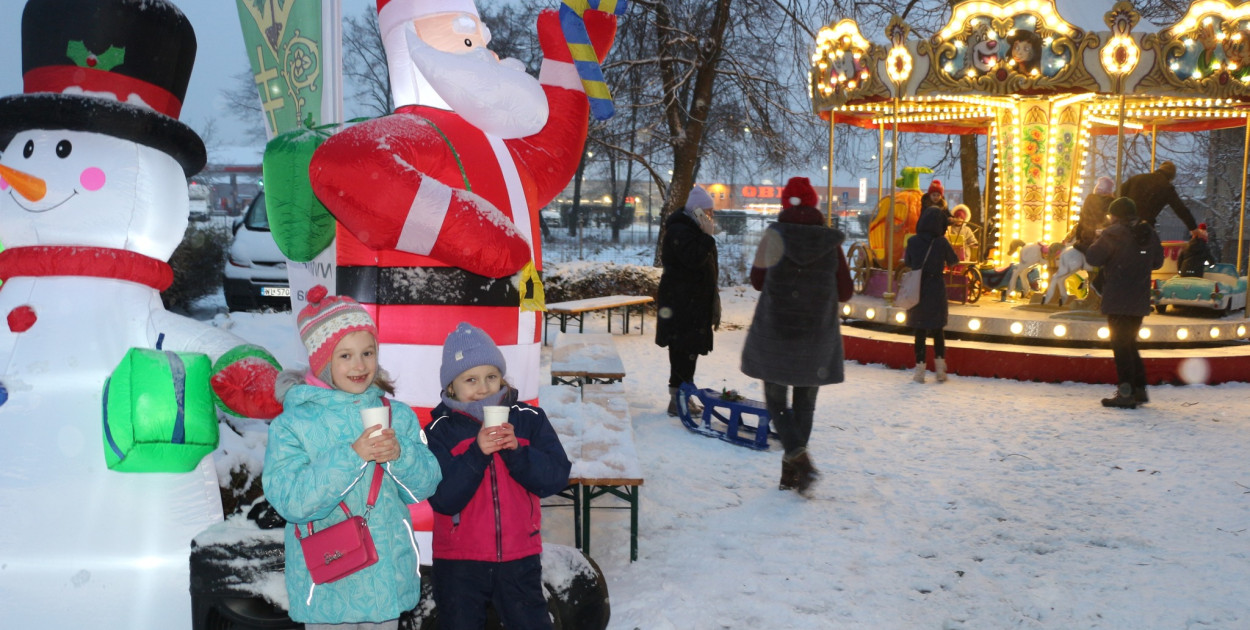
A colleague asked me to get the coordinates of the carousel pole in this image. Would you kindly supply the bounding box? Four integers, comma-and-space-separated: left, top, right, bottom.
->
1150, 123, 1158, 171
981, 127, 993, 262
887, 95, 900, 298
878, 123, 885, 208
1238, 116, 1249, 275
828, 114, 836, 227
1114, 87, 1127, 190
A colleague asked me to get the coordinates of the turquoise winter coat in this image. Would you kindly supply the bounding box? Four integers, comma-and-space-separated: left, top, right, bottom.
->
264, 383, 442, 623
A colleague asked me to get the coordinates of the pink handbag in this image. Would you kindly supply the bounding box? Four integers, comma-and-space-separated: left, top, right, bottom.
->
295, 464, 385, 584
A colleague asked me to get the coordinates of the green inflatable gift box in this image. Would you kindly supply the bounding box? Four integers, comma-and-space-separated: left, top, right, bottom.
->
103, 348, 219, 473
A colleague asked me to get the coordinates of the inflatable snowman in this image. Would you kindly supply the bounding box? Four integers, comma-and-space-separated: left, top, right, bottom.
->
0, 1, 281, 627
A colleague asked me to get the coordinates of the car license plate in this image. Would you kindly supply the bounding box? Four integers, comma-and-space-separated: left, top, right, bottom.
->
261, 287, 291, 297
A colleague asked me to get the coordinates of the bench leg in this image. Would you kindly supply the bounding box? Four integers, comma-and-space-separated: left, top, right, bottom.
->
580, 485, 592, 556
629, 486, 639, 562
572, 484, 583, 551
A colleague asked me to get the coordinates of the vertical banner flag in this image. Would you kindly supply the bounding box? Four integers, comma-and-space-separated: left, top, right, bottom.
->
235, 0, 342, 312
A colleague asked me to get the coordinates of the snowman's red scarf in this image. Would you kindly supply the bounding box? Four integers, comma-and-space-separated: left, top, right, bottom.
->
0, 246, 173, 291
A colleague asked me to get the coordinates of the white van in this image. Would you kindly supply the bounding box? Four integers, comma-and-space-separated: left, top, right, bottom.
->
222, 191, 291, 311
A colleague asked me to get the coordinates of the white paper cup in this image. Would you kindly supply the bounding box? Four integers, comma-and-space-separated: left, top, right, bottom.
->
361, 406, 390, 438
483, 405, 509, 428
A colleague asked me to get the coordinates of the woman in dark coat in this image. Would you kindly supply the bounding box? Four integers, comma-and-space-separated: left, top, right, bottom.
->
1070, 176, 1114, 254
904, 206, 959, 383
656, 186, 720, 415
741, 177, 852, 495
1084, 197, 1164, 409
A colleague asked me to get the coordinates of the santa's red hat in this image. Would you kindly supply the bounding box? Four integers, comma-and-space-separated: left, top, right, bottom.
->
927, 179, 944, 196
781, 177, 819, 208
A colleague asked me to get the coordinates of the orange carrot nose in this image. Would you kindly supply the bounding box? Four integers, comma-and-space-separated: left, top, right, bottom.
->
0, 163, 47, 202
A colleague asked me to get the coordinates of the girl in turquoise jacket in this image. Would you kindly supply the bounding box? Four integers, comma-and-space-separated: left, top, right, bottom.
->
264, 286, 442, 628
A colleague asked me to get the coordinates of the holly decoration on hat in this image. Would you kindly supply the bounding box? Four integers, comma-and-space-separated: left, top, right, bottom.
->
67, 41, 125, 71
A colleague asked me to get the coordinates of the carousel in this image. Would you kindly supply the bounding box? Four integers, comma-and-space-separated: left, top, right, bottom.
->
811, 0, 1250, 385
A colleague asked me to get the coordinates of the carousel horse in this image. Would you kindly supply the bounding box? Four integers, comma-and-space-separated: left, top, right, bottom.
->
1006, 239, 1049, 297
1043, 241, 1094, 305
1007, 239, 1091, 304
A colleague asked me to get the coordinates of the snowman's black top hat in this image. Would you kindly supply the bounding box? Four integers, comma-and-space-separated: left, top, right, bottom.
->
0, 0, 207, 176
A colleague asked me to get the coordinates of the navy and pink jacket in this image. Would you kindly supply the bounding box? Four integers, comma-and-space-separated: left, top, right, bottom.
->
425, 390, 571, 562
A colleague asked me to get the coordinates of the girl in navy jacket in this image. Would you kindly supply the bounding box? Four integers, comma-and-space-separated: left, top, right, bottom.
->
425, 322, 571, 629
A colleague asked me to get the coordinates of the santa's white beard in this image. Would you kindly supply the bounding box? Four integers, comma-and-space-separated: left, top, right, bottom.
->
408, 35, 549, 139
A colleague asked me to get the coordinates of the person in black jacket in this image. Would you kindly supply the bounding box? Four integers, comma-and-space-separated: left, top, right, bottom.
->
656, 186, 721, 416
1118, 161, 1202, 238
904, 206, 960, 383
1084, 197, 1164, 409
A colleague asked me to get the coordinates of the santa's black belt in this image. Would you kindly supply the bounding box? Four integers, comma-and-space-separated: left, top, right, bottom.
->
337, 265, 521, 306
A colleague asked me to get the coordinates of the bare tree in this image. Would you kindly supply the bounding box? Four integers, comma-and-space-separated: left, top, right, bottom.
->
222, 69, 269, 144
342, 5, 392, 119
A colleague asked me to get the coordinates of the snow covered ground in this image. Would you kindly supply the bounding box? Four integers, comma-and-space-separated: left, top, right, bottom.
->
210, 274, 1250, 630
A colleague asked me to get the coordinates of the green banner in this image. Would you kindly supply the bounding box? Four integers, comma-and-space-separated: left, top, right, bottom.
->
235, 0, 326, 136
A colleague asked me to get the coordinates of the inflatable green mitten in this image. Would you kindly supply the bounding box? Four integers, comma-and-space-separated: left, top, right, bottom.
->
262, 120, 338, 262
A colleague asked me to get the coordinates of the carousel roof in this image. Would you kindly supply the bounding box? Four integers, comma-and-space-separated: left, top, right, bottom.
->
811, 0, 1250, 134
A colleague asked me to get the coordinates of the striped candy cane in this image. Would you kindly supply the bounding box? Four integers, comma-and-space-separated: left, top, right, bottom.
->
559, 0, 628, 120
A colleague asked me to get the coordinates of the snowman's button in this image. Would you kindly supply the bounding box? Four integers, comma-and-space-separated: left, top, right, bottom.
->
7, 306, 36, 332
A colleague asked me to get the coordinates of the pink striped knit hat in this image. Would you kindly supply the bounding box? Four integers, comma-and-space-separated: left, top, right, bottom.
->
298, 285, 378, 382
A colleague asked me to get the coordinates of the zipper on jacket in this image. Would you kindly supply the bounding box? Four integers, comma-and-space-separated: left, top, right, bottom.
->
490, 457, 502, 561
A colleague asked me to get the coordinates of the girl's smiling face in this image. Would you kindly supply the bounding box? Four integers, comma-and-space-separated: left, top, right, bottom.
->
448, 365, 502, 402
329, 330, 378, 394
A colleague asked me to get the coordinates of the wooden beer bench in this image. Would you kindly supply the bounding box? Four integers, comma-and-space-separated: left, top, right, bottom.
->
541, 383, 643, 562
543, 295, 654, 344
549, 333, 625, 387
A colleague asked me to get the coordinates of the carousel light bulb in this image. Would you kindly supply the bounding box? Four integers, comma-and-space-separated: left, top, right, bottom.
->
1238, 325, 1247, 336
842, 304, 852, 316
1097, 326, 1110, 339
1177, 328, 1189, 340
1053, 324, 1067, 337
968, 319, 982, 331
895, 312, 907, 323
1139, 327, 1151, 340
1210, 327, 1221, 338
865, 308, 876, 320
1010, 322, 1024, 334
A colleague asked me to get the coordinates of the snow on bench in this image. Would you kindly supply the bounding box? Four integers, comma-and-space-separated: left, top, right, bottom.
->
550, 332, 625, 386
543, 294, 654, 344
542, 382, 643, 561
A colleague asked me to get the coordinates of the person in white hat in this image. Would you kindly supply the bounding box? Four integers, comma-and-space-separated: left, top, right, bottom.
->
656, 186, 721, 416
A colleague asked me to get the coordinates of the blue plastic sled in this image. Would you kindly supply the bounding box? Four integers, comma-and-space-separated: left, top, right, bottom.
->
675, 383, 775, 451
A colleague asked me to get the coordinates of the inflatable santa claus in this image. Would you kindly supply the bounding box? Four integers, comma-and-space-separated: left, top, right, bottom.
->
306, 0, 619, 415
